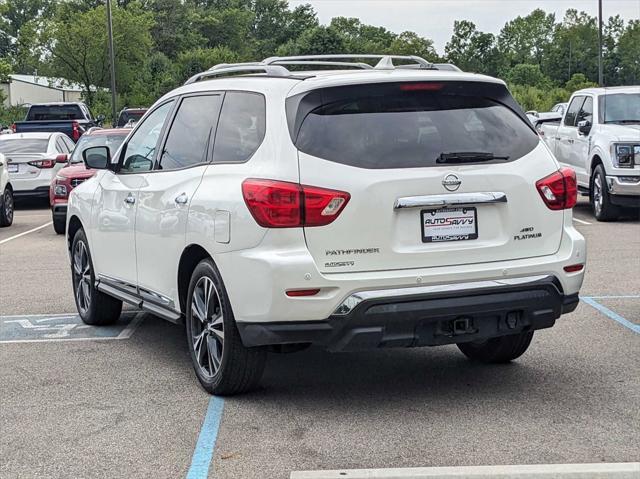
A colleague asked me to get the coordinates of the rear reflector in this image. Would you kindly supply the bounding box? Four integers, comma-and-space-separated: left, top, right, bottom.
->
286, 289, 320, 297
536, 167, 577, 210
242, 179, 350, 228
563, 264, 585, 273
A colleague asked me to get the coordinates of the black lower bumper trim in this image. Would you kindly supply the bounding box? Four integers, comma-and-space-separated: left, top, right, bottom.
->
238, 277, 575, 352
610, 194, 640, 208
14, 186, 50, 199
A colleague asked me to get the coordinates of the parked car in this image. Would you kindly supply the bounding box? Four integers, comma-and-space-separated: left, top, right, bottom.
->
67, 54, 585, 395
50, 128, 130, 234
551, 102, 568, 116
539, 86, 640, 221
116, 108, 148, 128
12, 102, 104, 141
0, 152, 14, 227
0, 132, 74, 200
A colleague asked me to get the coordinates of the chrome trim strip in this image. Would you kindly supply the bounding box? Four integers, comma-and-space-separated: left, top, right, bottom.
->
394, 192, 507, 209
332, 275, 552, 316
139, 287, 175, 309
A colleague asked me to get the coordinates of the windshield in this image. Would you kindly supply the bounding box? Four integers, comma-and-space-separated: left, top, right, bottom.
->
600, 93, 640, 124
0, 138, 48, 154
69, 134, 127, 164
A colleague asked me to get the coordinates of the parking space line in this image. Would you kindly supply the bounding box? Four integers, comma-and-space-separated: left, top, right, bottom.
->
187, 397, 225, 479
573, 217, 592, 225
290, 462, 640, 478
587, 295, 640, 299
0, 222, 52, 245
116, 313, 145, 339
581, 297, 639, 334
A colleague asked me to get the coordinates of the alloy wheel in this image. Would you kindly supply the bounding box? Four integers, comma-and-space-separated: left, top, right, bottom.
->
73, 240, 92, 315
593, 174, 603, 217
190, 276, 224, 378
4, 190, 12, 223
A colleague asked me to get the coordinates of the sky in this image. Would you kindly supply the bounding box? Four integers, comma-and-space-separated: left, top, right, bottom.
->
289, 0, 640, 53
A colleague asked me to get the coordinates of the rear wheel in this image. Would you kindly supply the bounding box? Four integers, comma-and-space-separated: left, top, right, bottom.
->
53, 215, 65, 234
590, 164, 620, 221
185, 259, 266, 395
0, 186, 14, 227
71, 228, 122, 325
457, 331, 534, 363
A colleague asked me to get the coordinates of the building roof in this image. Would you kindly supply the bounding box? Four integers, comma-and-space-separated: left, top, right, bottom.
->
8, 74, 95, 92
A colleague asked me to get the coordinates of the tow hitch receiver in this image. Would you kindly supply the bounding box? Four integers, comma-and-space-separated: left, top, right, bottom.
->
436, 317, 477, 337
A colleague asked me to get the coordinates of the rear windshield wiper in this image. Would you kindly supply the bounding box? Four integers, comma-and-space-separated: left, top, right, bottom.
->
437, 152, 510, 164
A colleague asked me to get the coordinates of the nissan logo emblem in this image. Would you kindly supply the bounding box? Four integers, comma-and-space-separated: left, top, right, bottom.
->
442, 174, 462, 192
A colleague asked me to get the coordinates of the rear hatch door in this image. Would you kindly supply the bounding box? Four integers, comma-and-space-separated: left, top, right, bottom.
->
291, 80, 564, 273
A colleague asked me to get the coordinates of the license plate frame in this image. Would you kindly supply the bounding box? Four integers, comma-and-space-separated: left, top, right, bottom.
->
421, 207, 478, 243
7, 163, 18, 173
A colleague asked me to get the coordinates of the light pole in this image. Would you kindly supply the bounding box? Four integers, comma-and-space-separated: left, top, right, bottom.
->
598, 0, 604, 86
106, 0, 117, 124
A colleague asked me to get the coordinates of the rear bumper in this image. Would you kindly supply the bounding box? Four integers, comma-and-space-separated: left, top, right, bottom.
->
237, 275, 579, 351
13, 185, 50, 198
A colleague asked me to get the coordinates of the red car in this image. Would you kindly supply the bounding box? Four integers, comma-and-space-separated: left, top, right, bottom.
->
50, 128, 130, 234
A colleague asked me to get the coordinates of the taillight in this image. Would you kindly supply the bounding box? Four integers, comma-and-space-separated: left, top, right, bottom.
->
536, 167, 577, 210
10, 123, 16, 132
28, 159, 56, 169
241, 179, 350, 228
71, 121, 80, 141
400, 82, 443, 91
286, 289, 321, 297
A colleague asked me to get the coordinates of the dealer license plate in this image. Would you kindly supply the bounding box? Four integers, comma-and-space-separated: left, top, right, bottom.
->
7, 163, 18, 173
421, 207, 478, 243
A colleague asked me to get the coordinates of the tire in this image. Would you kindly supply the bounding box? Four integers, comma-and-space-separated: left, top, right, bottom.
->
590, 164, 620, 221
0, 186, 14, 227
457, 331, 534, 363
71, 228, 122, 325
185, 259, 267, 395
53, 215, 65, 234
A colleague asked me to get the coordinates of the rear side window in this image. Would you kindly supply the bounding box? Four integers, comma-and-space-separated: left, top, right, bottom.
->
212, 92, 266, 163
0, 139, 48, 154
293, 83, 538, 169
27, 105, 83, 121
159, 95, 223, 170
564, 97, 584, 127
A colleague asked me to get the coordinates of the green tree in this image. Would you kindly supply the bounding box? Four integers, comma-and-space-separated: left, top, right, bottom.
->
497, 9, 556, 67
445, 20, 500, 75
175, 46, 239, 81
45, 4, 154, 105
388, 31, 439, 62
506, 63, 551, 88
277, 25, 346, 56
618, 20, 640, 84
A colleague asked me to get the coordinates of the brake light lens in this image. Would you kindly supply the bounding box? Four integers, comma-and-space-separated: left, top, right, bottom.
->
71, 121, 80, 141
28, 159, 56, 169
400, 82, 443, 91
10, 123, 16, 132
563, 264, 584, 273
242, 179, 350, 228
536, 167, 577, 210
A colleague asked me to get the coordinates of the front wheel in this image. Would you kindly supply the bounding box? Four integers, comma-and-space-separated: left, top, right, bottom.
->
0, 187, 14, 227
457, 331, 534, 363
71, 228, 122, 325
590, 164, 620, 221
185, 259, 266, 395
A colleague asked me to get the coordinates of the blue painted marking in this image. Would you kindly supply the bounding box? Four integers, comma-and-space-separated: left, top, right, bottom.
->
581, 297, 640, 334
187, 397, 225, 479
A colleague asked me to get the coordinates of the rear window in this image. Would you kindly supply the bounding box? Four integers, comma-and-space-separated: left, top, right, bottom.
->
291, 82, 538, 169
27, 105, 83, 121
117, 110, 147, 127
0, 139, 49, 154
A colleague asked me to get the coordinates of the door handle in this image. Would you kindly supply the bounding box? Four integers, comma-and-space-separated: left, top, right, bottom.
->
175, 193, 189, 205
124, 194, 136, 205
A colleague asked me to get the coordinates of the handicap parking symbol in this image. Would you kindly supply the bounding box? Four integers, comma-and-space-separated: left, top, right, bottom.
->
0, 312, 142, 343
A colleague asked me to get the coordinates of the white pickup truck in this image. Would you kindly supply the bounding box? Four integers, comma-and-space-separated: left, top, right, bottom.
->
539, 86, 640, 221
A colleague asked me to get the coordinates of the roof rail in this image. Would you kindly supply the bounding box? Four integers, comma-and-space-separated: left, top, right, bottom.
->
184, 64, 291, 85
263, 54, 434, 70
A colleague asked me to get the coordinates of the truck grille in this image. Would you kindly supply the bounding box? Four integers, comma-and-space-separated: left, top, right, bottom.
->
70, 179, 85, 188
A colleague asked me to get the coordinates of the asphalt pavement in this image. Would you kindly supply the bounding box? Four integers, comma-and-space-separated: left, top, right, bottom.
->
0, 197, 638, 478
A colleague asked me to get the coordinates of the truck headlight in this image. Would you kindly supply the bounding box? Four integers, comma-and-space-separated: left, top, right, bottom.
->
54, 184, 67, 197
612, 144, 639, 168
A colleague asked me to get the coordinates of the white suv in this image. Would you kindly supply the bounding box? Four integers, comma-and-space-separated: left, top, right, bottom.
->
0, 152, 14, 227
67, 55, 586, 395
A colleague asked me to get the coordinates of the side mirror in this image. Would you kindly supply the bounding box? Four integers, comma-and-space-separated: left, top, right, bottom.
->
577, 120, 592, 136
55, 154, 69, 164
83, 146, 111, 169
96, 114, 106, 124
